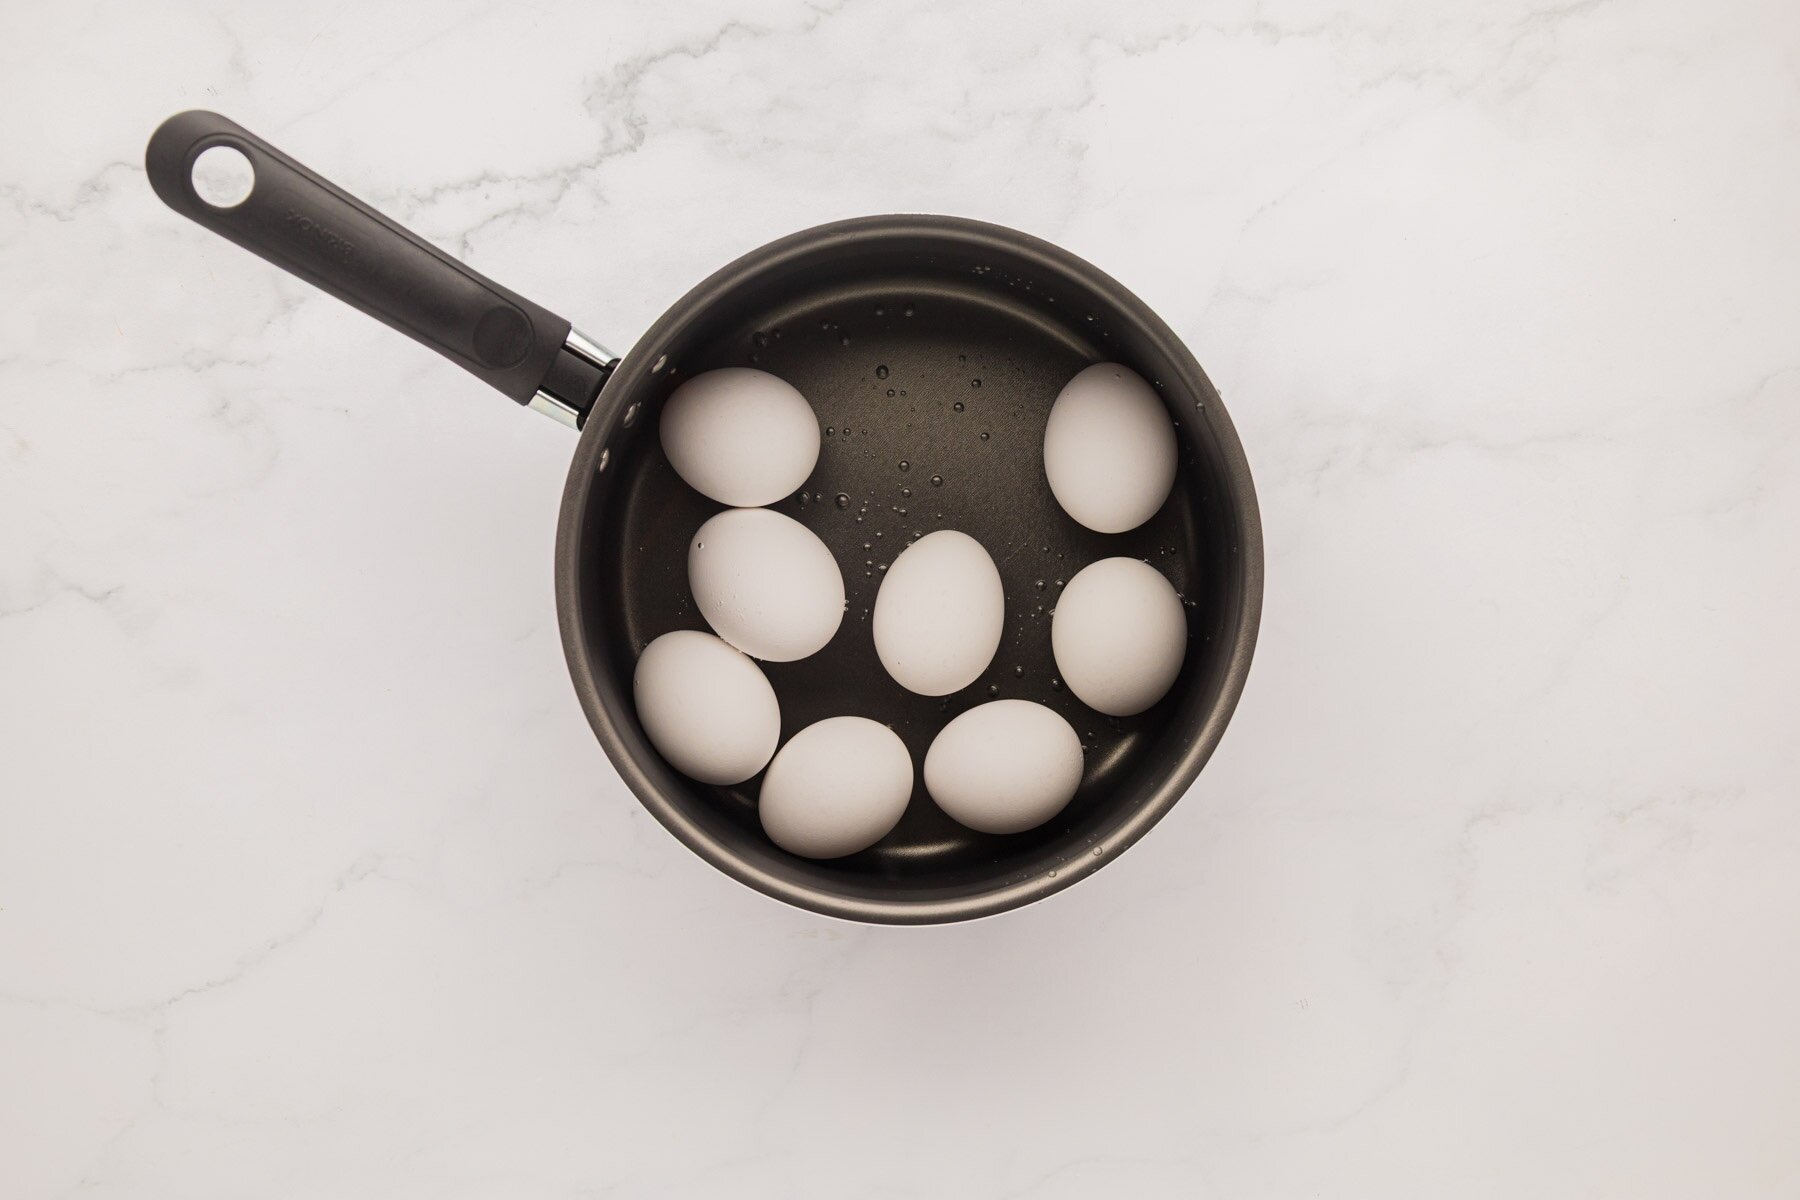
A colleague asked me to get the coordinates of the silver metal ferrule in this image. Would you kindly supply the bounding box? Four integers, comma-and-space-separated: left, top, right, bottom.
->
528, 389, 583, 428
564, 326, 615, 366
529, 326, 617, 429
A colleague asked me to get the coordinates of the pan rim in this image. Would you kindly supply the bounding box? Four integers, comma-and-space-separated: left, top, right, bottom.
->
554, 213, 1264, 925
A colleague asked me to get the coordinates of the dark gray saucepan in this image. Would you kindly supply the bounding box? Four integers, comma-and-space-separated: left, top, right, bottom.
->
146, 110, 1262, 925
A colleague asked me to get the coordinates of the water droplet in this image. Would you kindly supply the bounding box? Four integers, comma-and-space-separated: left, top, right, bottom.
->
825, 426, 835, 436
621, 402, 641, 427
898, 460, 910, 471
840, 335, 850, 347
1048, 870, 1057, 878
987, 684, 999, 697
957, 353, 967, 362
886, 388, 896, 397
979, 431, 990, 441
877, 562, 889, 573
1034, 579, 1046, 590
875, 364, 889, 379
873, 305, 886, 316
1013, 665, 1024, 678
752, 331, 769, 348
835, 493, 850, 509
929, 474, 943, 487
695, 541, 704, 549
798, 491, 810, 506
1092, 847, 1103, 857
595, 446, 610, 472
952, 401, 965, 413
901, 487, 912, 498
970, 378, 982, 388
902, 303, 915, 317
1050, 678, 1062, 690
1054, 578, 1064, 588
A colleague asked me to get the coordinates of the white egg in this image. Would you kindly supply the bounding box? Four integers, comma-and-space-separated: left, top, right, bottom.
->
690, 508, 845, 662
633, 630, 780, 785
659, 367, 821, 506
759, 717, 914, 859
923, 700, 1084, 835
1043, 362, 1178, 534
872, 530, 1005, 696
1051, 557, 1187, 716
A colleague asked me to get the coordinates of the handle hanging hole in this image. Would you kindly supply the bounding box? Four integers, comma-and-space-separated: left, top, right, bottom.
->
191, 145, 255, 208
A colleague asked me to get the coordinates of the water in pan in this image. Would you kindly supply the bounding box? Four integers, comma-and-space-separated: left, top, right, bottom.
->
600, 281, 1207, 880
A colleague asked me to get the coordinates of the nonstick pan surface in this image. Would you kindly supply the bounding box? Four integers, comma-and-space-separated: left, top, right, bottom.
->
559, 218, 1261, 923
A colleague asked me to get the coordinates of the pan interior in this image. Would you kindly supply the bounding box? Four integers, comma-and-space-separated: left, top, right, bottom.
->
574, 231, 1243, 911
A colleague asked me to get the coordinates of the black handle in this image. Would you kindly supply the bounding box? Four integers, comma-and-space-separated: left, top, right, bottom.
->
146, 111, 606, 416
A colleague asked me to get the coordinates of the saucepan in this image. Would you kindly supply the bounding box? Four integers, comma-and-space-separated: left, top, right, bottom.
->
145, 110, 1262, 924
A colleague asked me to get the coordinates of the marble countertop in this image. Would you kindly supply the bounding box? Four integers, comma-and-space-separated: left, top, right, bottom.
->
4, 1, 1798, 1195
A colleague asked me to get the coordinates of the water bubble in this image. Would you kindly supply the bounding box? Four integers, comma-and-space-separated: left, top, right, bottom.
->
875, 365, 889, 379
929, 474, 943, 487
835, 493, 850, 509
952, 401, 965, 413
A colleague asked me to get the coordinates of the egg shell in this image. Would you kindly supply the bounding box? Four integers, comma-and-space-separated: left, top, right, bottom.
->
872, 530, 1005, 696
633, 630, 780, 785
759, 717, 914, 859
1051, 557, 1187, 717
690, 508, 845, 662
1043, 362, 1178, 534
923, 700, 1084, 835
659, 367, 821, 507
